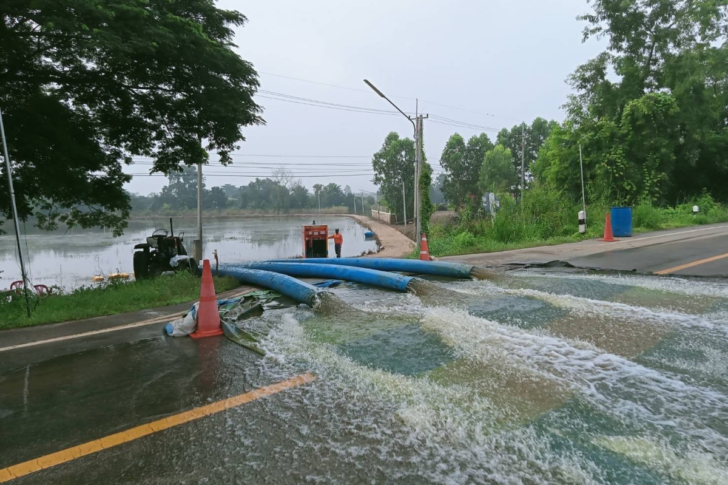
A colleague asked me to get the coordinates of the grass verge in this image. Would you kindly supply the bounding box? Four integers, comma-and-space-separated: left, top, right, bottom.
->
0, 272, 241, 330
418, 189, 728, 258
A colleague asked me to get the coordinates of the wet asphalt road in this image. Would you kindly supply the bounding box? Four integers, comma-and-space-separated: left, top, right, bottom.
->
3, 228, 728, 484
570, 231, 728, 276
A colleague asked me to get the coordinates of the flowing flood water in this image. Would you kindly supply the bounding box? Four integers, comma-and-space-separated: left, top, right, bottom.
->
226, 270, 728, 484
2, 268, 728, 483
0, 216, 376, 290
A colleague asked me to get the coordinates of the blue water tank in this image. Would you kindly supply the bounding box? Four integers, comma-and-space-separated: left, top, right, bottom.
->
610, 206, 633, 237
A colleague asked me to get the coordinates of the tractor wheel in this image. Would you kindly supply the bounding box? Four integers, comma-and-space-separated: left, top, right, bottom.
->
133, 251, 151, 280
186, 258, 198, 276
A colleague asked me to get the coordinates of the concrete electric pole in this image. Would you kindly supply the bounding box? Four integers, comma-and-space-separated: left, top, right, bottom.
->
194, 161, 203, 261
364, 80, 427, 243
0, 108, 31, 317
520, 124, 526, 198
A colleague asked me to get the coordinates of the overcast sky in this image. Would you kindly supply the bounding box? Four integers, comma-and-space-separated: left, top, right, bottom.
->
124, 0, 605, 196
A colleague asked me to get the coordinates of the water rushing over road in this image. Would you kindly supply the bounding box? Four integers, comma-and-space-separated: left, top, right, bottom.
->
253, 271, 728, 484
2, 270, 728, 484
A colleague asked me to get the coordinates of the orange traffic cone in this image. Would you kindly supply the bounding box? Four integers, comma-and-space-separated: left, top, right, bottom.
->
190, 259, 223, 339
419, 233, 432, 261
601, 212, 616, 242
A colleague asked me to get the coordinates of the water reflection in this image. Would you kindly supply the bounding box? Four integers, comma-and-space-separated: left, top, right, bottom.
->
0, 216, 376, 290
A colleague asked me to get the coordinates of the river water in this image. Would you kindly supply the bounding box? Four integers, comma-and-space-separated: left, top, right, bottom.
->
0, 216, 376, 290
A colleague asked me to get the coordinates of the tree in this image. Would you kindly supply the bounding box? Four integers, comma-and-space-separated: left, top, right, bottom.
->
479, 145, 518, 195
1, 0, 262, 235
158, 166, 201, 210
272, 167, 296, 189
321, 183, 345, 208
539, 0, 728, 203
440, 133, 493, 209
496, 118, 556, 190
371, 132, 416, 221
204, 187, 228, 210
430, 173, 447, 205
290, 183, 310, 209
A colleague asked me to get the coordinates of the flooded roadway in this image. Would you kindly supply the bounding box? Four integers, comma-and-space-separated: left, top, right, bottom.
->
2, 269, 728, 484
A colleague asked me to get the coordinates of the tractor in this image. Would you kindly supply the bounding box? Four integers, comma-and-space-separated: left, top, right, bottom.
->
133, 219, 197, 280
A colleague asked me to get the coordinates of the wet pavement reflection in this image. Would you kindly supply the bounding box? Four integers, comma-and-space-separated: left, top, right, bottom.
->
3, 270, 728, 484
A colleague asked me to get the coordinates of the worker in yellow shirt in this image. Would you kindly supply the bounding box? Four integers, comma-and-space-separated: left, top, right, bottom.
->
328, 229, 344, 258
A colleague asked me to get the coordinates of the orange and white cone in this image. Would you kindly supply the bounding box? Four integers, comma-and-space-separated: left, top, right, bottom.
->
601, 212, 617, 242
190, 259, 223, 339
419, 233, 432, 261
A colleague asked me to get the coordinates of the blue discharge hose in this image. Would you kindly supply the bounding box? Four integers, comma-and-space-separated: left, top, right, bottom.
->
216, 266, 320, 307
230, 262, 413, 292
267, 258, 475, 279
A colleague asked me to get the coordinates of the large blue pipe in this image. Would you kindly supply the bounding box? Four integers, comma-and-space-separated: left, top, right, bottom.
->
230, 262, 413, 292
268, 258, 474, 279
216, 266, 320, 307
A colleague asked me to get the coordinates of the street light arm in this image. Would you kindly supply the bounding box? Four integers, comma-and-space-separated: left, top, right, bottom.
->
363, 79, 415, 131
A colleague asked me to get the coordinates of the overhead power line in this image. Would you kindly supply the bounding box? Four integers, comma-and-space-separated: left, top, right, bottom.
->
130, 161, 371, 171
259, 71, 414, 100
129, 173, 374, 179
132, 154, 372, 159
259, 70, 517, 121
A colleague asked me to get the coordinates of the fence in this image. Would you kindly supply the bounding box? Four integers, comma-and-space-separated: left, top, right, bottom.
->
370, 206, 397, 224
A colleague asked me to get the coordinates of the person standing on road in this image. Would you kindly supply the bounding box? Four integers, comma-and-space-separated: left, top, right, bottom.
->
329, 229, 343, 258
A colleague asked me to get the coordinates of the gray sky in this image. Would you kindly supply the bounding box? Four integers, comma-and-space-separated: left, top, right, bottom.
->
124, 0, 604, 196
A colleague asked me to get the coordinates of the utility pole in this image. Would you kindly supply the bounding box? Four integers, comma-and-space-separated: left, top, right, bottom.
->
194, 161, 203, 261
416, 113, 426, 238
0, 108, 31, 317
579, 143, 587, 226
318, 192, 321, 215
402, 180, 407, 229
520, 124, 525, 199
414, 100, 419, 240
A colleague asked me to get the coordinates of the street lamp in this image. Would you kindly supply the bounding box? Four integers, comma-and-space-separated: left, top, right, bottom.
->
364, 79, 421, 242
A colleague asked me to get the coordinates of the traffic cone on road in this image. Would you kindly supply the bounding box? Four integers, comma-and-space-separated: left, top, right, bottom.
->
190, 259, 223, 339
601, 212, 616, 242
419, 233, 432, 261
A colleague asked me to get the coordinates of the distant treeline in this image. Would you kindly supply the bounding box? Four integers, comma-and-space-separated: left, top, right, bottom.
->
129, 166, 376, 214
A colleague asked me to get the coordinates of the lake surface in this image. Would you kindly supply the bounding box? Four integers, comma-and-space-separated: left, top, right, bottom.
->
0, 216, 377, 290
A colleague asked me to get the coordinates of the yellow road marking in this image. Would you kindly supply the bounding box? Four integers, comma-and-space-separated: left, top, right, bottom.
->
654, 252, 728, 275
0, 373, 315, 483
0, 289, 254, 353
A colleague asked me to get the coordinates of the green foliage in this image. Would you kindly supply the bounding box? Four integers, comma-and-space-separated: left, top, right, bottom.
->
479, 145, 518, 195
419, 164, 435, 236
424, 188, 728, 257
372, 132, 416, 220
440, 133, 493, 209
129, 173, 373, 216
496, 118, 557, 191
1, 272, 241, 329
539, 0, 728, 204
1, 0, 262, 235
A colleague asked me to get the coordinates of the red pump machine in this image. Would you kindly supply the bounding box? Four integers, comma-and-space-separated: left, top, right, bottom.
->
302, 224, 328, 258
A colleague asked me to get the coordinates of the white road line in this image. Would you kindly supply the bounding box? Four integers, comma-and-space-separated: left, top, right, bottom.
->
0, 289, 253, 353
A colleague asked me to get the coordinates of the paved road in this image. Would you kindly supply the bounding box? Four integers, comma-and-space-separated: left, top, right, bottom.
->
444, 223, 728, 277
3, 223, 728, 484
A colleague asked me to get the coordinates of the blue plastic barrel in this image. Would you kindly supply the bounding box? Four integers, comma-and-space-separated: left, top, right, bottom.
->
610, 206, 633, 237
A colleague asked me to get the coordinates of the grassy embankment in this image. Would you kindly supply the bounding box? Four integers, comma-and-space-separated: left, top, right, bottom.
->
423, 189, 728, 257
1, 272, 241, 330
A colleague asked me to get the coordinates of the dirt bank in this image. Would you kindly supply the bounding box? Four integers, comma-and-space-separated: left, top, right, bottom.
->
347, 215, 415, 258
